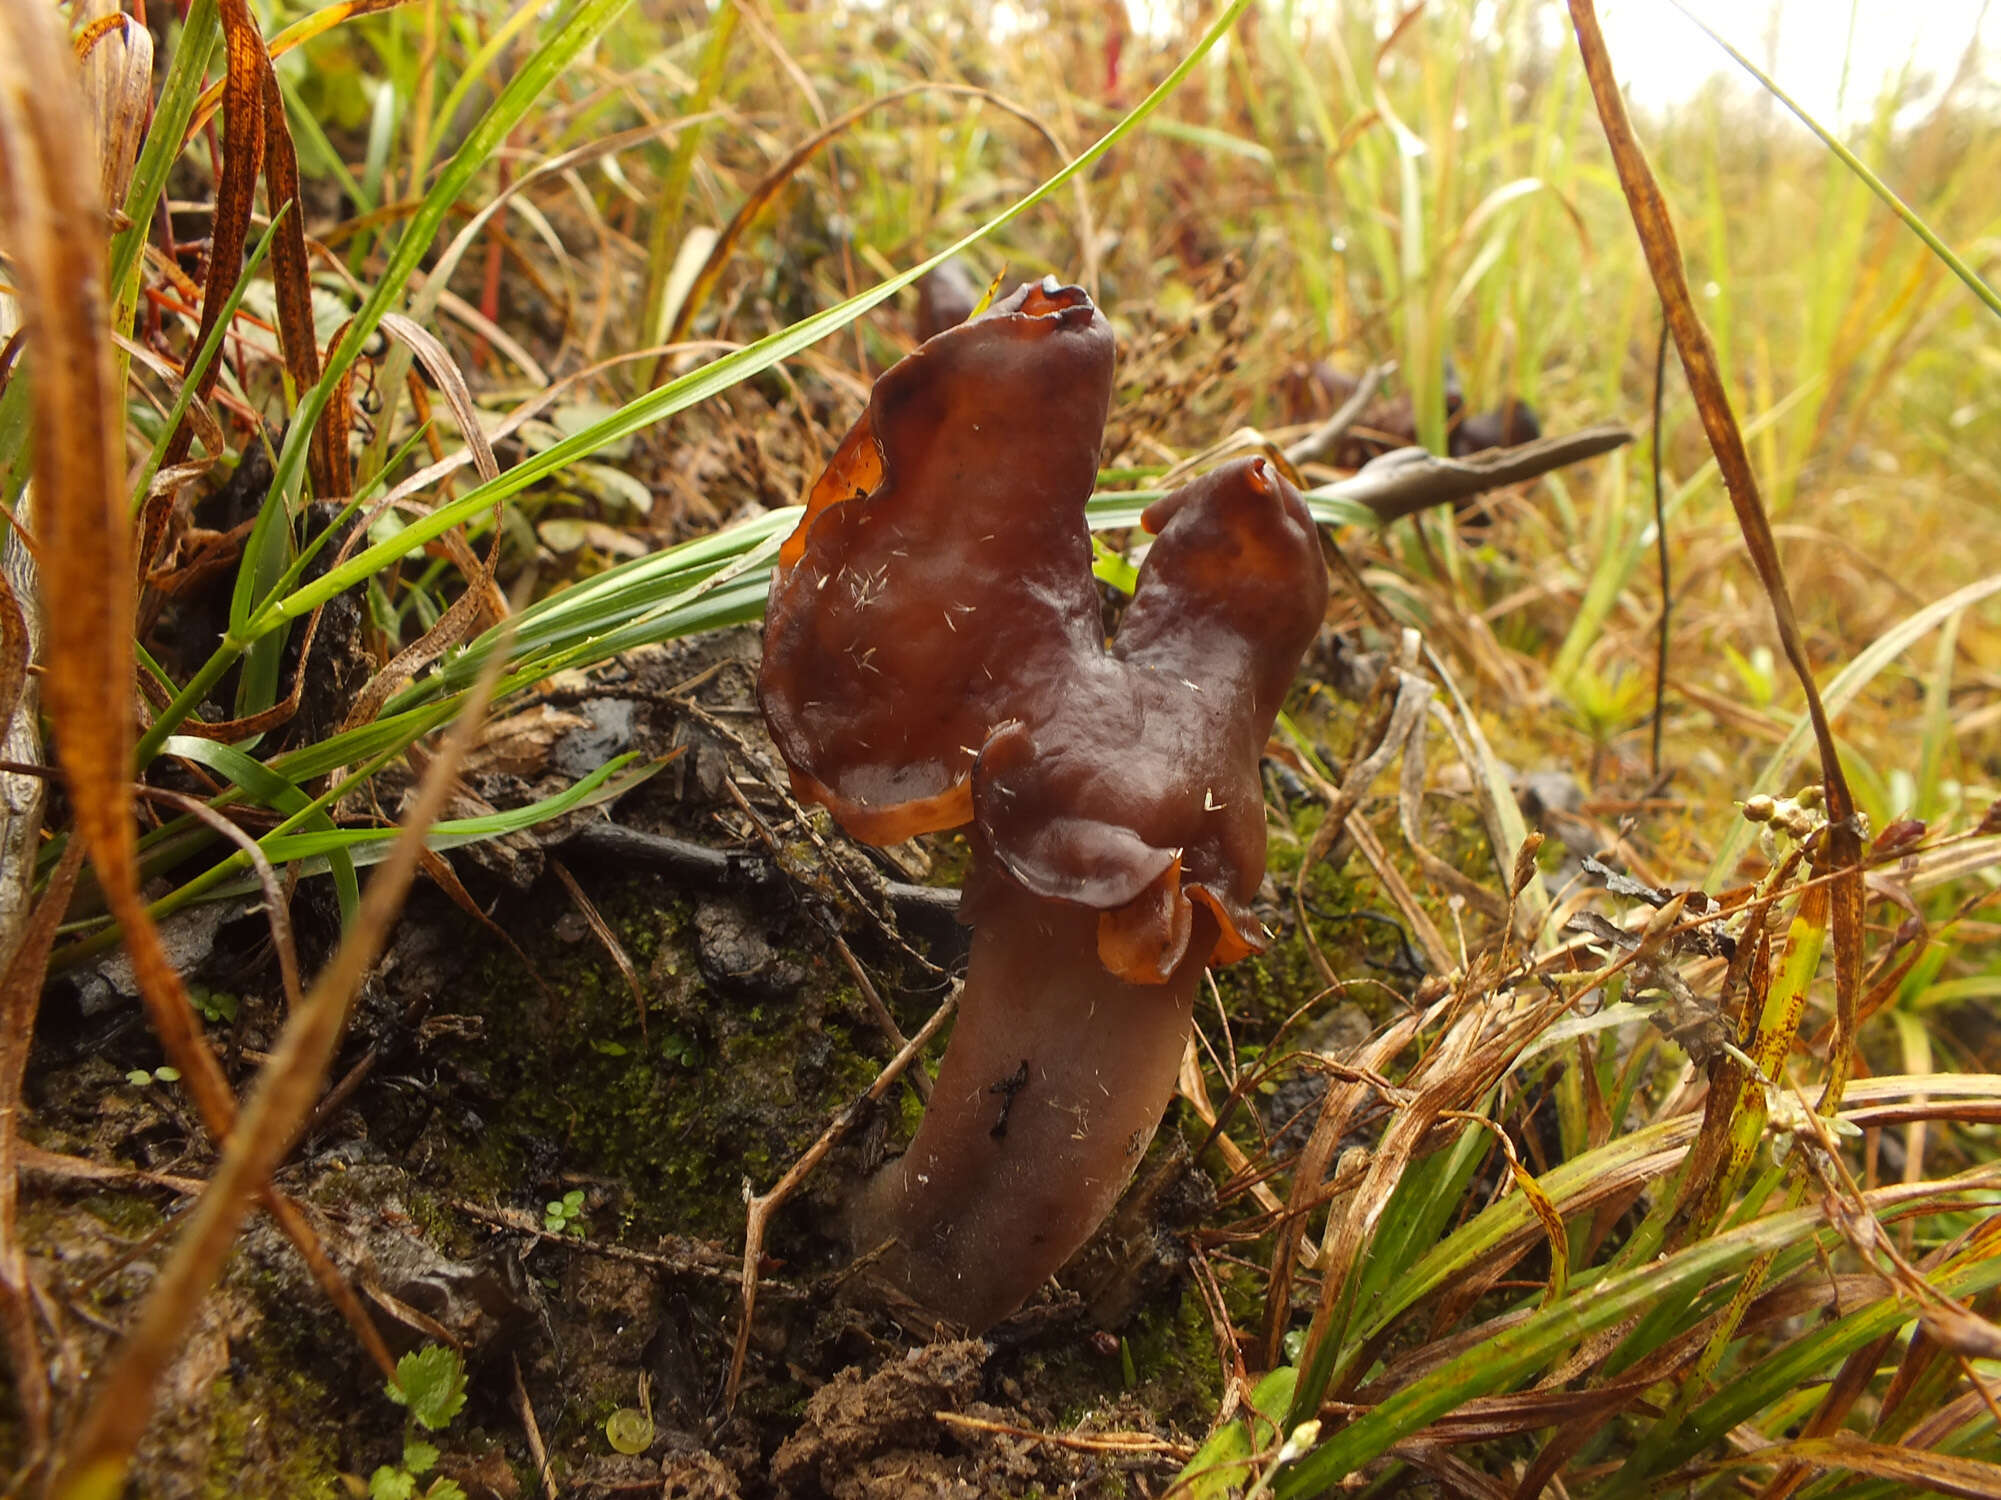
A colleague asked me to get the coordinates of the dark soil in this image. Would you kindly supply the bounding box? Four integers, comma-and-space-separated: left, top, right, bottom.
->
15, 622, 1423, 1498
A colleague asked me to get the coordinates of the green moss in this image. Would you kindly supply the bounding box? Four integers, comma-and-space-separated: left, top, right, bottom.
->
401, 1186, 479, 1258
920, 829, 975, 889
78, 1191, 165, 1239
201, 1370, 343, 1500
1013, 1284, 1223, 1435
423, 878, 884, 1243
1124, 1284, 1226, 1426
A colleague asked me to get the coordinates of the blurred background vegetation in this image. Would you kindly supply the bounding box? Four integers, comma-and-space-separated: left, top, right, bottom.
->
7, 0, 2001, 1492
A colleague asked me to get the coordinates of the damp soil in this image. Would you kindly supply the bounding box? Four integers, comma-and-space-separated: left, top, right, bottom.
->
12, 623, 1454, 1499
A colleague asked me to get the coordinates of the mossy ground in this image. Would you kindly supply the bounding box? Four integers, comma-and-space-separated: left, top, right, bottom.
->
16, 664, 1485, 1495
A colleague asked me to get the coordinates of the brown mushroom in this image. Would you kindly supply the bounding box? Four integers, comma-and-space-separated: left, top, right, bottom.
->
1278, 360, 1465, 468
760, 279, 1327, 1332
912, 257, 985, 343
1450, 396, 1541, 457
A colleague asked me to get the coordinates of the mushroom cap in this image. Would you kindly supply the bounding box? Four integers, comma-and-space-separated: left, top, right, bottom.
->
913, 257, 984, 342
970, 457, 1328, 980
761, 285, 1329, 984
760, 278, 1114, 844
1450, 397, 1541, 457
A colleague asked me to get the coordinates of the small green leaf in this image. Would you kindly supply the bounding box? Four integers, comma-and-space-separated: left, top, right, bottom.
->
402, 1438, 439, 1477
368, 1465, 416, 1500
125, 1070, 153, 1087
604, 1407, 654, 1455
153, 1065, 181, 1082
1172, 1366, 1298, 1498
387, 1346, 468, 1432
562, 1189, 585, 1210
421, 1481, 467, 1500
1089, 535, 1139, 595
545, 1201, 567, 1217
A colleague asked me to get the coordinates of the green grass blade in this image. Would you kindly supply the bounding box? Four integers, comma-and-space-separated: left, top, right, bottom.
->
1670, 0, 2001, 324
1706, 573, 2001, 888
132, 0, 1260, 767
162, 735, 359, 925
1273, 1174, 2001, 1496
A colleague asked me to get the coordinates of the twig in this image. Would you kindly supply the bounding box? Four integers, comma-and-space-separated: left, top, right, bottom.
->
718, 775, 927, 1097
449, 1198, 747, 1285
724, 987, 959, 1413
931, 1409, 1192, 1460
566, 820, 963, 939
551, 856, 647, 1038
298, 990, 436, 1144
19, 1143, 207, 1198
1283, 362, 1389, 469
1333, 422, 1634, 524
511, 1354, 559, 1500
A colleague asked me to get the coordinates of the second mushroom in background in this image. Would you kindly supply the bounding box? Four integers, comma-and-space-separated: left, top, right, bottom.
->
760, 277, 1329, 1334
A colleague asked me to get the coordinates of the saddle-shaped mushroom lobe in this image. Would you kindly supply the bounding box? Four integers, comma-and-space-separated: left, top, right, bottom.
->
760, 281, 1327, 1331
761, 278, 1113, 845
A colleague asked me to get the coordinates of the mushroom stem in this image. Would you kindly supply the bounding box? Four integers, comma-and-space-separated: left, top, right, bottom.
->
849, 863, 1211, 1333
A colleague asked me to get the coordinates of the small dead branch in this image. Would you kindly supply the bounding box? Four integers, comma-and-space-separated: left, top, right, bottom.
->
931, 1409, 1193, 1461
551, 856, 648, 1037
512, 1354, 560, 1500
1283, 362, 1390, 469
448, 1198, 746, 1286
724, 987, 959, 1413
18, 1143, 208, 1199
563, 820, 961, 936
1332, 422, 1634, 524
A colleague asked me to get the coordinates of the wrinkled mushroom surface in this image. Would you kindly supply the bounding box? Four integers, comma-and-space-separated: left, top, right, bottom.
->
759, 278, 1327, 1331
762, 279, 1113, 846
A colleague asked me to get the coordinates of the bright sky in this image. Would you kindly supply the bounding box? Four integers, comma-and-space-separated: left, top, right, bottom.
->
1598, 0, 2001, 128
1108, 1, 2000, 130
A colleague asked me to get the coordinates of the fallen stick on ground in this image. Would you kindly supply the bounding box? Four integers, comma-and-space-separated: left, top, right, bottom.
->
1326, 421, 1635, 524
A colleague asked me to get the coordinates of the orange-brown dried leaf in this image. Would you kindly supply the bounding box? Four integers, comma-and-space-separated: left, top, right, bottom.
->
1568, 0, 1864, 1106
0, 569, 25, 733
185, 0, 416, 141
258, 64, 343, 498
160, 0, 268, 476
